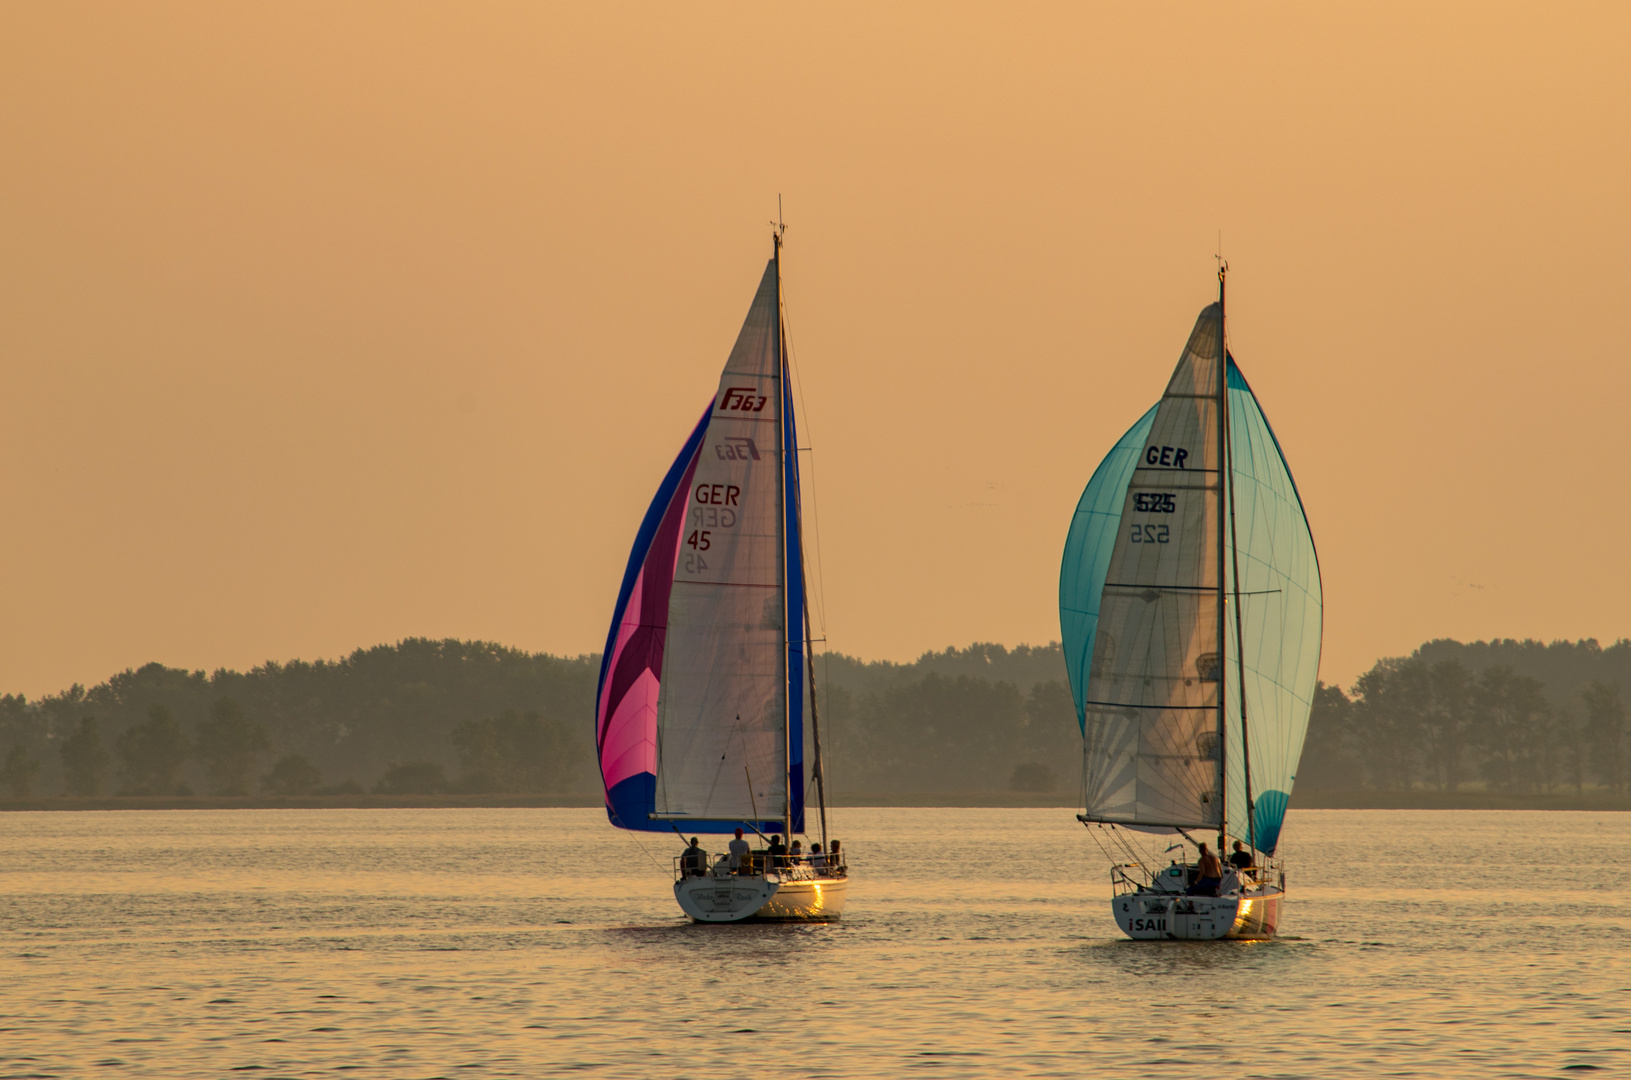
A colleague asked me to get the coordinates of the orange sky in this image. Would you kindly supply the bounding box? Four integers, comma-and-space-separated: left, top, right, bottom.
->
1, 3, 1627, 698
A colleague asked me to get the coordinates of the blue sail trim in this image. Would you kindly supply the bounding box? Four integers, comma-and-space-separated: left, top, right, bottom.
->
1059, 405, 1159, 734
595, 405, 712, 701
782, 339, 807, 835
1221, 357, 1322, 857
609, 774, 787, 835
596, 405, 711, 832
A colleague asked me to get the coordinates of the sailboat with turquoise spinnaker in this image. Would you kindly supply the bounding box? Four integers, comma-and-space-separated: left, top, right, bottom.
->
1059, 267, 1320, 940
594, 228, 845, 922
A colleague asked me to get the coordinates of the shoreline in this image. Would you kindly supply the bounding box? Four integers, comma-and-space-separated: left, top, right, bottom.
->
1, 790, 1627, 812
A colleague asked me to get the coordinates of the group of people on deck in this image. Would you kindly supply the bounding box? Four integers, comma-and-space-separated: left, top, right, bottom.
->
1184, 840, 1258, 896
680, 829, 842, 877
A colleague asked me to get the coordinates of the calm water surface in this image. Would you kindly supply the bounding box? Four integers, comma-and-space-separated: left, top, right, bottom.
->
1, 807, 1626, 1078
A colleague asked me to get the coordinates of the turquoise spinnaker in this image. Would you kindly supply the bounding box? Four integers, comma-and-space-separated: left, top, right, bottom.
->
1059, 404, 1158, 737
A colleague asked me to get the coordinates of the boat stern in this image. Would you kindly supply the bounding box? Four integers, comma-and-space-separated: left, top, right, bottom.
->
675, 874, 780, 922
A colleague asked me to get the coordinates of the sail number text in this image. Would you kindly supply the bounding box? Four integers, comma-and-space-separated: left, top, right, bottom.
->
695, 483, 740, 506
691, 483, 740, 532
1144, 445, 1190, 469
1133, 492, 1177, 513
683, 525, 711, 574
1130, 524, 1170, 544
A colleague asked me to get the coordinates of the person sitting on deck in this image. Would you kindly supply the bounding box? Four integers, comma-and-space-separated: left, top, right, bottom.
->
1187, 843, 1223, 896
728, 828, 751, 873
681, 837, 708, 876
768, 834, 787, 867
827, 839, 842, 873
1229, 840, 1256, 873
808, 843, 825, 871
789, 839, 804, 864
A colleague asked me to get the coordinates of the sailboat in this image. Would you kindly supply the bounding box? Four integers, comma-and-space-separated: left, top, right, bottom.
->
594, 228, 846, 923
1059, 266, 1321, 940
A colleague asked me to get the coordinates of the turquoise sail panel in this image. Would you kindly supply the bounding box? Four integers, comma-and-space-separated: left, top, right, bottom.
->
1220, 358, 1322, 855
1059, 405, 1158, 735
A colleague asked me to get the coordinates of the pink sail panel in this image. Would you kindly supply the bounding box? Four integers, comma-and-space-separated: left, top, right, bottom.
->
595, 408, 709, 821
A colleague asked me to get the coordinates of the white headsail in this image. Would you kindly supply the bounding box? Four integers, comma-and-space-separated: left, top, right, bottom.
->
653, 262, 789, 823
1080, 305, 1226, 828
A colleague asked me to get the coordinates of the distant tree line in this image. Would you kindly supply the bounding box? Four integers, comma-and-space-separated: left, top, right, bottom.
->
817, 645, 1081, 795
0, 639, 594, 798
0, 638, 1080, 801
1298, 638, 1630, 793
1, 635, 1625, 801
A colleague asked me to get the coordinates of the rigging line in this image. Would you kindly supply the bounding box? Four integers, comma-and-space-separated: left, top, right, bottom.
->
702, 713, 748, 814
1086, 824, 1119, 867
1108, 824, 1145, 869
745, 765, 761, 826
621, 829, 675, 877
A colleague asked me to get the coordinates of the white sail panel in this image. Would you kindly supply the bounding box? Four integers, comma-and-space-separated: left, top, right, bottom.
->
655, 261, 788, 823
1081, 305, 1226, 829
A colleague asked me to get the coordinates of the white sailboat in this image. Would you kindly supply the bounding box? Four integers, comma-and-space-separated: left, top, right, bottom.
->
594, 226, 846, 923
1059, 266, 1322, 940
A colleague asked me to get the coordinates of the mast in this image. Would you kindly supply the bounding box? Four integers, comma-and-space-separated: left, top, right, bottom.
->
1223, 346, 1257, 857
1215, 265, 1229, 852
774, 214, 830, 852
1220, 268, 1258, 854
774, 224, 790, 839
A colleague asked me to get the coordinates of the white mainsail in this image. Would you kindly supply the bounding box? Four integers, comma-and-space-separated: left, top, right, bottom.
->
1081, 305, 1226, 828
653, 261, 789, 822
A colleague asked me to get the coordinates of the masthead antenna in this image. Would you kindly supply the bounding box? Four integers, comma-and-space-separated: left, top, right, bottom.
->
771, 194, 786, 241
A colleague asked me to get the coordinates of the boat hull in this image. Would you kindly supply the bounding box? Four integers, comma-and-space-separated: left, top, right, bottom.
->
675, 874, 847, 923
1111, 887, 1282, 941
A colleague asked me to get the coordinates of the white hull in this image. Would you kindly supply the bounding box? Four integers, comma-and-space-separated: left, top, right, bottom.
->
1112, 886, 1283, 941
674, 873, 847, 923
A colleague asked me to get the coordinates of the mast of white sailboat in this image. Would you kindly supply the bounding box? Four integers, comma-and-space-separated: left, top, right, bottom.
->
772, 217, 831, 853
1215, 265, 1229, 853
775, 215, 831, 854
1220, 269, 1259, 855
774, 222, 791, 840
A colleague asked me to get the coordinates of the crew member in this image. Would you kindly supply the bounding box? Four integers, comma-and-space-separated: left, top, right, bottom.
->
1188, 842, 1223, 896
681, 837, 707, 876
728, 828, 751, 872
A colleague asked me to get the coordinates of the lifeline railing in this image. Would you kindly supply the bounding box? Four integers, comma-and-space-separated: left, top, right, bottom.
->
673, 851, 848, 883
1110, 861, 1280, 896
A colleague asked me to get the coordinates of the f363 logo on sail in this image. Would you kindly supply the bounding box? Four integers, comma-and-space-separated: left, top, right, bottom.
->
715, 436, 760, 461
719, 386, 769, 413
